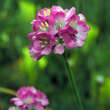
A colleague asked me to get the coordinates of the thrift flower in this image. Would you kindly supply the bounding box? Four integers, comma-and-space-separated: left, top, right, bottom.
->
8, 87, 49, 110
28, 6, 90, 61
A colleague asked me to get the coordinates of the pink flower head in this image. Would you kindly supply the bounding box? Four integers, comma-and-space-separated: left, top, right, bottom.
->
9, 86, 49, 110
28, 6, 90, 61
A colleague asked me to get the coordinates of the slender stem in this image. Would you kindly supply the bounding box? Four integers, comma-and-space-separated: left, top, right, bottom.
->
0, 87, 17, 96
63, 58, 79, 110
63, 53, 84, 110
63, 56, 79, 110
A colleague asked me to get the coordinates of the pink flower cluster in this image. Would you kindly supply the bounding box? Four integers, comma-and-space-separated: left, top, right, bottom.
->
28, 6, 90, 61
8, 87, 49, 110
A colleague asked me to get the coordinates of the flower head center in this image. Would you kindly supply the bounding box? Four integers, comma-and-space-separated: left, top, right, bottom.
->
24, 98, 33, 104
59, 37, 64, 44
56, 19, 65, 29
55, 35, 64, 45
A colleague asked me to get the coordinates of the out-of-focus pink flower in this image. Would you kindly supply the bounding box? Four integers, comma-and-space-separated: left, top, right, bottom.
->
28, 6, 90, 61
9, 87, 49, 110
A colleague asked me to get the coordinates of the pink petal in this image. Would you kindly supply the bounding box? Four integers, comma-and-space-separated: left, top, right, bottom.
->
41, 47, 51, 55
29, 46, 41, 57
65, 40, 77, 49
35, 105, 44, 110
51, 6, 64, 13
33, 40, 42, 49
54, 45, 64, 54
34, 55, 43, 61
76, 32, 87, 40
77, 21, 90, 32
37, 8, 51, 18
78, 13, 86, 21
28, 32, 36, 39
32, 20, 42, 32
66, 7, 76, 20
76, 40, 84, 47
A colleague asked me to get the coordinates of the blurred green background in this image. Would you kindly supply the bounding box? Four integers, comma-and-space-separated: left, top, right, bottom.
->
0, 0, 110, 110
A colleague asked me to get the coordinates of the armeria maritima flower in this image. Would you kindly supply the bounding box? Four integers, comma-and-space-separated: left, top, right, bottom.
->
28, 6, 90, 61
8, 86, 49, 110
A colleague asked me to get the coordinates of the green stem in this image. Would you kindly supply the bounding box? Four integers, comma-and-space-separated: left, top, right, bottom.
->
63, 53, 84, 110
63, 56, 79, 110
0, 87, 17, 96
